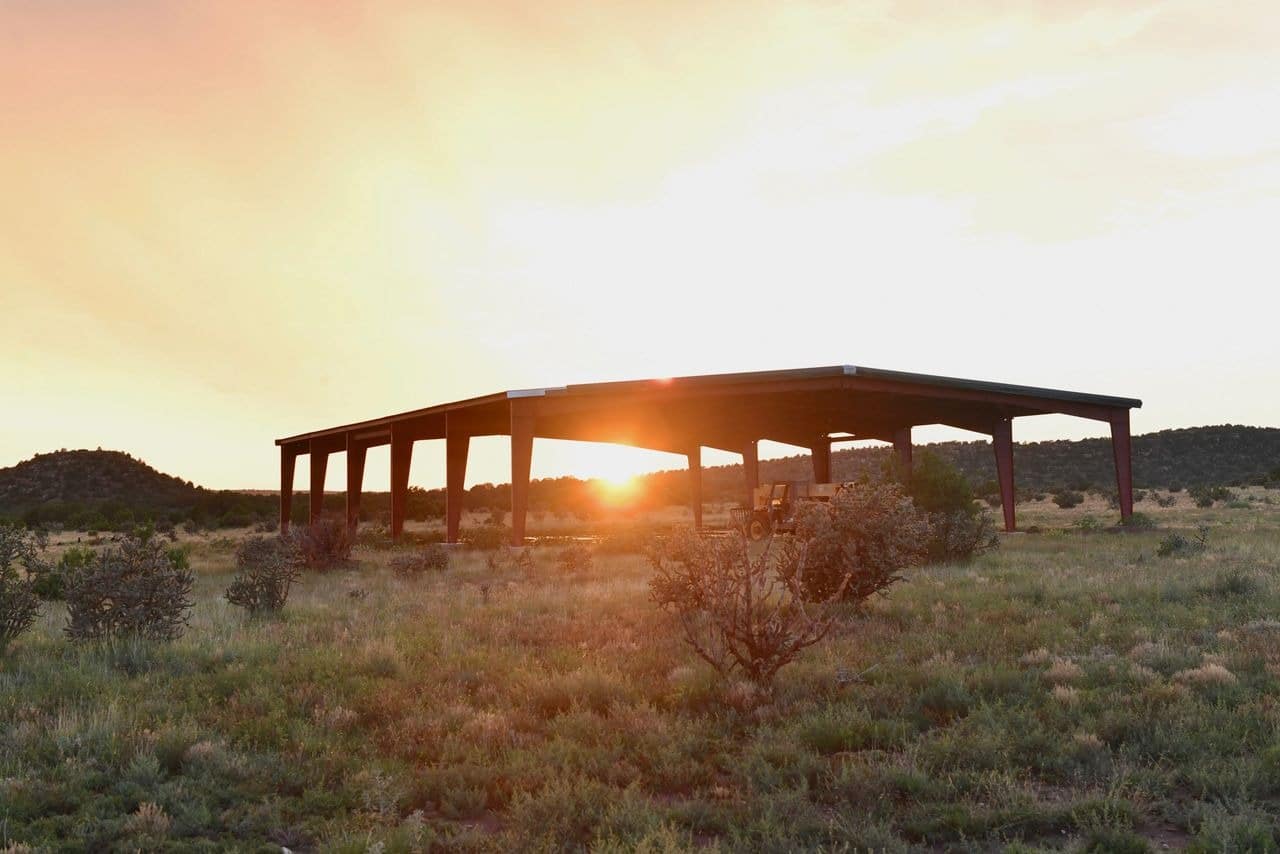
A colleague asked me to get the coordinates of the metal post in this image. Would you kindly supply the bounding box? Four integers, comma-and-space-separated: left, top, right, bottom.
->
446, 422, 470, 544
743, 439, 759, 509
510, 409, 534, 547
811, 439, 831, 484
279, 448, 297, 535
389, 423, 413, 539
345, 436, 366, 532
992, 418, 1016, 532
687, 445, 703, 529
309, 447, 328, 526
1111, 409, 1134, 524
893, 426, 913, 478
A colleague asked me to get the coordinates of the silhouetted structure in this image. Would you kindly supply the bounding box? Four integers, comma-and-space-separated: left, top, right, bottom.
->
275, 366, 1142, 544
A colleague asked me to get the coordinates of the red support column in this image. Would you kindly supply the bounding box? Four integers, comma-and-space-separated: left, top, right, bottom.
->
687, 445, 703, 530
509, 408, 534, 547
992, 418, 1016, 532
893, 426, 913, 479
279, 448, 297, 535
389, 424, 413, 540
309, 447, 329, 526
742, 439, 759, 509
811, 439, 831, 484
345, 435, 366, 533
445, 423, 470, 544
1111, 409, 1134, 524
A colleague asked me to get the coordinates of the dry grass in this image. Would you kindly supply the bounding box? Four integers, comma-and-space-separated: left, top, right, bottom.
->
3, 494, 1280, 850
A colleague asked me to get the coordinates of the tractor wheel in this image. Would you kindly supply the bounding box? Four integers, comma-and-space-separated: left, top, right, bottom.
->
747, 512, 772, 541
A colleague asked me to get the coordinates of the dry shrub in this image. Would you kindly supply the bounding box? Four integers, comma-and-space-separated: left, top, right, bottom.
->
791, 479, 930, 602
389, 544, 450, 576
1020, 647, 1052, 666
1045, 658, 1084, 684
0, 524, 44, 652
648, 528, 841, 690
64, 530, 194, 642
465, 524, 508, 551
226, 536, 302, 614
1051, 685, 1079, 704
124, 801, 171, 837
1157, 526, 1209, 558
926, 509, 999, 564
486, 547, 535, 575
293, 515, 354, 570
555, 542, 594, 574
1175, 662, 1237, 686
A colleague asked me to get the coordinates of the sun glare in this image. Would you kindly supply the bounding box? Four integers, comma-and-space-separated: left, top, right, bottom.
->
594, 474, 641, 506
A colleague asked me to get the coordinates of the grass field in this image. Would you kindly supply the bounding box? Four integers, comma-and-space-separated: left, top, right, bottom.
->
4, 492, 1280, 852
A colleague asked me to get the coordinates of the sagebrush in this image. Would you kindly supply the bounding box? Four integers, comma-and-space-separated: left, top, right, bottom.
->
64, 530, 194, 641
0, 523, 44, 652
1157, 526, 1210, 557
226, 536, 302, 614
555, 542, 594, 573
792, 479, 929, 602
389, 544, 450, 576
294, 515, 354, 570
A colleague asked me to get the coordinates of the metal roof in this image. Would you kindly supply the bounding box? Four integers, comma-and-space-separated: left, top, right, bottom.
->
276, 364, 1141, 447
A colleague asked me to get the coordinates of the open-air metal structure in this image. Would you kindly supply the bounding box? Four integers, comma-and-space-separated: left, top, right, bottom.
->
275, 365, 1142, 545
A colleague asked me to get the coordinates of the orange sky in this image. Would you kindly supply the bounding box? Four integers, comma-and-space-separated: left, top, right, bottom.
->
3, 1, 1278, 491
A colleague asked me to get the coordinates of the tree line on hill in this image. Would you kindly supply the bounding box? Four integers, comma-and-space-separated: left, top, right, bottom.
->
1, 426, 1278, 531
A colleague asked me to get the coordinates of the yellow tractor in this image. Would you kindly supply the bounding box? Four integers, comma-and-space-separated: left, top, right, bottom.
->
745, 481, 850, 540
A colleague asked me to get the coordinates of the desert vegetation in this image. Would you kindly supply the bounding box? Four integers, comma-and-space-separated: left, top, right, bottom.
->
2, 487, 1280, 850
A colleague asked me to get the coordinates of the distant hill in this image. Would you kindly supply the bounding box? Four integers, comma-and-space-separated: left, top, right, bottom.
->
714, 424, 1280, 498
0, 449, 273, 530
0, 450, 201, 508
4, 426, 1278, 531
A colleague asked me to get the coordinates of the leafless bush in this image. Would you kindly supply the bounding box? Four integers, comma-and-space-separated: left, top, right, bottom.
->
226, 536, 302, 614
64, 531, 194, 641
293, 515, 354, 570
0, 524, 45, 652
648, 528, 842, 690
791, 479, 930, 602
389, 544, 450, 576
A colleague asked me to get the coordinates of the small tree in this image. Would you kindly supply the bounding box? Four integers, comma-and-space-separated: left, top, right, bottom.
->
648, 528, 842, 690
226, 536, 302, 614
904, 453, 998, 564
792, 479, 930, 602
0, 523, 44, 652
64, 529, 194, 641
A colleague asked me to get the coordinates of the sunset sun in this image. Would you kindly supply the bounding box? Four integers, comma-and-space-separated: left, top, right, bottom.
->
594, 473, 641, 507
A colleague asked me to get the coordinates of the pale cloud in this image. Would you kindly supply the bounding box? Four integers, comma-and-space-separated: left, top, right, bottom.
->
1140, 85, 1280, 158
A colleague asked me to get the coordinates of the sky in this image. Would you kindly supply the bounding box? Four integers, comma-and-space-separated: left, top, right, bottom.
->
2, 0, 1278, 492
